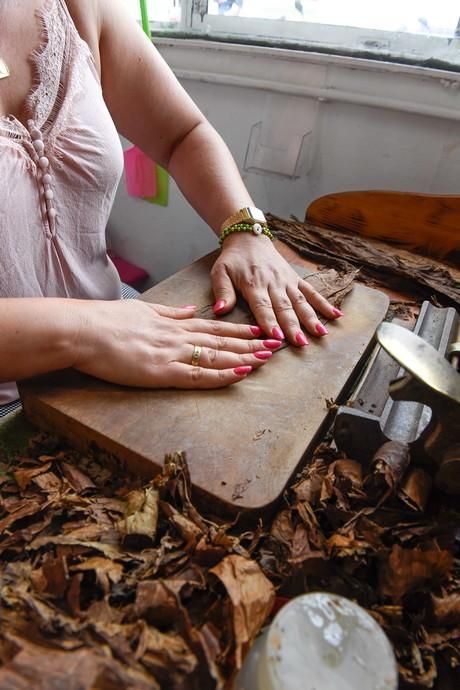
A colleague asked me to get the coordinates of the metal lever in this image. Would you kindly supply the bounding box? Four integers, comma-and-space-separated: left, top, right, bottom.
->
376, 322, 460, 493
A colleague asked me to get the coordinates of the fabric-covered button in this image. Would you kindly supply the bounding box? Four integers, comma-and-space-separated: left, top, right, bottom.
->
31, 128, 42, 141
42, 173, 52, 185
48, 208, 57, 219
33, 140, 45, 155
27, 119, 35, 129
39, 156, 49, 169
45, 189, 54, 201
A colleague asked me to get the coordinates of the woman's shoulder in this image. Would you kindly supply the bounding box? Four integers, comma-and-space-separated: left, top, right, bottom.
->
63, 0, 102, 73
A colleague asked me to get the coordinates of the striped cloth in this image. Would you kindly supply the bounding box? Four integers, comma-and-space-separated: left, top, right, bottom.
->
0, 283, 140, 418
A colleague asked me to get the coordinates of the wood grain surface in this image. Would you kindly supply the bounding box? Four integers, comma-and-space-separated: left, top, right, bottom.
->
306, 190, 460, 259
19, 253, 389, 519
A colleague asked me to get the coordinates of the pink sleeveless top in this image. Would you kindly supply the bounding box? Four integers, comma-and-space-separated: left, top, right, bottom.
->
0, 0, 124, 404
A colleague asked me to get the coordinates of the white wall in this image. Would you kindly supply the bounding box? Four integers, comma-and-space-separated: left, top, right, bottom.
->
108, 40, 460, 286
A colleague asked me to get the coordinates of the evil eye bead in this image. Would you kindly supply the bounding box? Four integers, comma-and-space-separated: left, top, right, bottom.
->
252, 223, 263, 236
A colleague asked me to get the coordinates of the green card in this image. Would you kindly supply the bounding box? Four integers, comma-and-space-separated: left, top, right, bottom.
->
138, 2, 170, 207
144, 164, 169, 207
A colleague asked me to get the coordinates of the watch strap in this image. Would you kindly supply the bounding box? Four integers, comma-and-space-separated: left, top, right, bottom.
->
220, 206, 267, 233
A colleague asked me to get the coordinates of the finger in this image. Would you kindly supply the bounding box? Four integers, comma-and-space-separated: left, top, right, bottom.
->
149, 303, 197, 319
298, 279, 343, 322
210, 262, 237, 315
285, 284, 328, 337
182, 344, 273, 370
241, 288, 283, 340
153, 362, 254, 389
284, 284, 325, 340
193, 333, 282, 355
183, 318, 263, 340
267, 286, 311, 345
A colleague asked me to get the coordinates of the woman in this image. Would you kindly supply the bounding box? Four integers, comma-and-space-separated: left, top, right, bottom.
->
0, 0, 341, 408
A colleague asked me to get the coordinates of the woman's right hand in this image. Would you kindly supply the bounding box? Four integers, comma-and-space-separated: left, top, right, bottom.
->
73, 300, 282, 389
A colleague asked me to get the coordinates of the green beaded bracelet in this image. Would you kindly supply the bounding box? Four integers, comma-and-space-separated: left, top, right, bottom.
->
219, 221, 274, 246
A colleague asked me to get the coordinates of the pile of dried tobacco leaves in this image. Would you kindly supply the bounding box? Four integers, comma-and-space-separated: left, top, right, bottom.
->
0, 431, 459, 689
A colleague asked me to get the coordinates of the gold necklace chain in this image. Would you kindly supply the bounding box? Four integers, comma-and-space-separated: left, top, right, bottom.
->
0, 58, 10, 80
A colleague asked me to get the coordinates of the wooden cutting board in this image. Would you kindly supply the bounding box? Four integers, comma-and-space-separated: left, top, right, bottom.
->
19, 253, 389, 519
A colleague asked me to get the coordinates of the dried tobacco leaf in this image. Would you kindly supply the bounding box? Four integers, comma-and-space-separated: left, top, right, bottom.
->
210, 554, 275, 668
429, 592, 460, 627
118, 486, 159, 549
380, 544, 453, 601
0, 635, 157, 690
60, 461, 97, 494
398, 467, 433, 513
135, 623, 198, 682
365, 441, 411, 500
1, 427, 459, 689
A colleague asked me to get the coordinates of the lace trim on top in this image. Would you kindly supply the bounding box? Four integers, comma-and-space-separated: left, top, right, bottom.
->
0, 0, 91, 141
27, 0, 68, 133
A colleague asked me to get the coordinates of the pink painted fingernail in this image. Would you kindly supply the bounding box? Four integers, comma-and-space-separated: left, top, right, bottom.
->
272, 326, 285, 340
316, 323, 329, 336
254, 350, 273, 360
250, 325, 262, 336
332, 307, 344, 317
263, 339, 282, 350
295, 331, 309, 346
234, 366, 253, 376
213, 299, 226, 314
181, 305, 197, 309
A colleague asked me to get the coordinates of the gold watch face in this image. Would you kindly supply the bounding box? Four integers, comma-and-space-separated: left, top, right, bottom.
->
246, 207, 266, 223
0, 59, 10, 80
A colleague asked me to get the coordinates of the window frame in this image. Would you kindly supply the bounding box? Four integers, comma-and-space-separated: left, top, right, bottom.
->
144, 0, 460, 72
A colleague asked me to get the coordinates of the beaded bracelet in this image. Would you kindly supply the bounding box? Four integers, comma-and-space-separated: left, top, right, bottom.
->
219, 221, 274, 246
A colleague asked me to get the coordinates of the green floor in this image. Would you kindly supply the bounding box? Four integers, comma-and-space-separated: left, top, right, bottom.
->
0, 410, 37, 461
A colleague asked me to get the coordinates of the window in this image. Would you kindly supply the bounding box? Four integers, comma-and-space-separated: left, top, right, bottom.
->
125, 1, 460, 70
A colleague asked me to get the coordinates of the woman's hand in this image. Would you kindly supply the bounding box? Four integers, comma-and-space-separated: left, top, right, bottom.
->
210, 234, 343, 345
73, 300, 280, 389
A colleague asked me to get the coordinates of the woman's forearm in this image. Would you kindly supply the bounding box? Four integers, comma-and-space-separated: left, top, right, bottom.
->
0, 298, 81, 382
166, 121, 254, 234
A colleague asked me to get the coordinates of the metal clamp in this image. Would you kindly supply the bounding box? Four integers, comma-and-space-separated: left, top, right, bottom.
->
375, 322, 460, 493
333, 303, 460, 494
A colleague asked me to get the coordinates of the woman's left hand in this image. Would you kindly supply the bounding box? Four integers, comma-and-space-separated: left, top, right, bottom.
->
210, 233, 343, 345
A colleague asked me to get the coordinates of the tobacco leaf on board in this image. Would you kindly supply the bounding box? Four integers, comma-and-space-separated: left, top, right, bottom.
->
268, 213, 460, 306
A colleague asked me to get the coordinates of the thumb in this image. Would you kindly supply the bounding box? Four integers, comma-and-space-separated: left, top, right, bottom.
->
211, 263, 237, 315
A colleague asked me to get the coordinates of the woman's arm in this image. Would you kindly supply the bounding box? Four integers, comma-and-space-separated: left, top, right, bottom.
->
0, 299, 273, 389
76, 0, 342, 344
0, 298, 80, 382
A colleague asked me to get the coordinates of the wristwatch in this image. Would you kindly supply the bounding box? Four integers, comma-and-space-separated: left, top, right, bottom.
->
220, 206, 267, 233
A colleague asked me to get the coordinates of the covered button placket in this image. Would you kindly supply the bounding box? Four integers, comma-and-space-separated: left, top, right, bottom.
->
27, 119, 57, 236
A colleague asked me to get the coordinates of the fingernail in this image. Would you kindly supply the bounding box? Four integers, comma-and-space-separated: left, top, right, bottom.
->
263, 339, 282, 350
250, 325, 262, 336
254, 350, 273, 360
295, 331, 309, 346
234, 366, 253, 376
316, 323, 329, 336
332, 307, 344, 317
181, 305, 197, 309
272, 326, 285, 340
213, 299, 226, 314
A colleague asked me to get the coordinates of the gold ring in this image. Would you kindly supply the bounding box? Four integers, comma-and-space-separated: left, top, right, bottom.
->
191, 344, 202, 367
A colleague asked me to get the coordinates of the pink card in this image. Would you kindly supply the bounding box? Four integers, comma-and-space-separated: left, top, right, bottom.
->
123, 146, 157, 198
